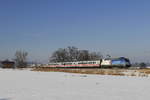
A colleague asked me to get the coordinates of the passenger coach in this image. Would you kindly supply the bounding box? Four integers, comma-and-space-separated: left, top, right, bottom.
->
48, 60, 101, 68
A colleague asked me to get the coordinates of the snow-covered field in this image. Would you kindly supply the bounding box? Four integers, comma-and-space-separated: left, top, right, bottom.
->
0, 69, 150, 100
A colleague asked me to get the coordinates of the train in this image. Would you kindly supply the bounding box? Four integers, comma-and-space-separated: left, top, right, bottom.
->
101, 57, 131, 68
47, 57, 131, 68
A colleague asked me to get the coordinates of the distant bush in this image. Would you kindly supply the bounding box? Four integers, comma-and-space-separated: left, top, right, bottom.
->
139, 62, 147, 68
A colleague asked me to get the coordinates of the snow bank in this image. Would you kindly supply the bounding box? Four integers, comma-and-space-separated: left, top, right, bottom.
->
0, 69, 150, 100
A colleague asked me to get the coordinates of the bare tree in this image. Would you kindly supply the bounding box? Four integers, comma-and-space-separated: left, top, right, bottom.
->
66, 46, 79, 62
78, 50, 90, 61
50, 48, 68, 62
89, 52, 103, 60
50, 46, 103, 62
14, 50, 28, 68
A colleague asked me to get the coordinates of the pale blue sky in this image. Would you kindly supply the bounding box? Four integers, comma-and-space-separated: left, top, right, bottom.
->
0, 0, 150, 63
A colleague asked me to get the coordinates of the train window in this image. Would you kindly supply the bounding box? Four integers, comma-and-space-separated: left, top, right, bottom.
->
64, 63, 73, 65
124, 59, 129, 62
49, 63, 59, 65
78, 62, 86, 64
88, 62, 93, 64
83, 62, 88, 64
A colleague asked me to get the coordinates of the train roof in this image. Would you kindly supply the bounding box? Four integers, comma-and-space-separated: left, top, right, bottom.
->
49, 60, 100, 64
104, 57, 129, 60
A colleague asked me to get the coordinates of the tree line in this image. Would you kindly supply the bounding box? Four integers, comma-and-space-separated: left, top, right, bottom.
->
1, 46, 103, 68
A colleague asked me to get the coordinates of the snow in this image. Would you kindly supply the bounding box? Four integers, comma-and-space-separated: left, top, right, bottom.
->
0, 69, 150, 100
